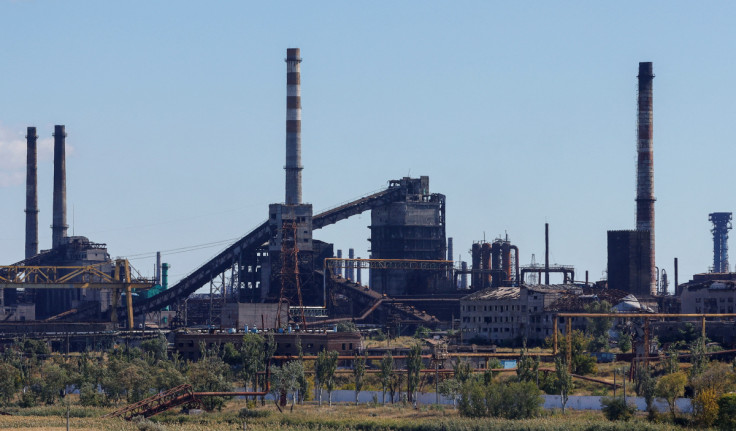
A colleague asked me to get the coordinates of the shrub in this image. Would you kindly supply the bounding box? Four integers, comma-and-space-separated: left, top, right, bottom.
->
459, 379, 542, 419
693, 387, 719, 427
238, 407, 271, 418
131, 415, 166, 431
717, 393, 736, 431
601, 396, 636, 421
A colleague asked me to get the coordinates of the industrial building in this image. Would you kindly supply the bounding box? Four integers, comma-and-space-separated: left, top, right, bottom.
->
6, 52, 735, 360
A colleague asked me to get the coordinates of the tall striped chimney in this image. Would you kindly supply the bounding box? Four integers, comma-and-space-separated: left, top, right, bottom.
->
636, 62, 656, 295
285, 48, 303, 205
25, 127, 39, 259
52, 125, 68, 248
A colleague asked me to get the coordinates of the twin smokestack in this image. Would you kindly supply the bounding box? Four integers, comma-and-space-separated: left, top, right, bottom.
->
636, 62, 656, 295
24, 124, 68, 257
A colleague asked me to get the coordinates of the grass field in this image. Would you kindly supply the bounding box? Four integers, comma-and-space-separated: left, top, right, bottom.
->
0, 402, 708, 431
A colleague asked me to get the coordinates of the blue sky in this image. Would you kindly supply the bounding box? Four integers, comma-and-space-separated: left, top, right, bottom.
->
1, 1, 735, 291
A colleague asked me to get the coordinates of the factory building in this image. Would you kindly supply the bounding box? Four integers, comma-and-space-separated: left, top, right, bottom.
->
459, 284, 581, 346
9, 124, 117, 321
460, 284, 646, 346
369, 176, 448, 296
607, 230, 653, 299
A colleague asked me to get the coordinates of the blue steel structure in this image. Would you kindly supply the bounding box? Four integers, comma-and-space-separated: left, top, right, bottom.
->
709, 212, 732, 273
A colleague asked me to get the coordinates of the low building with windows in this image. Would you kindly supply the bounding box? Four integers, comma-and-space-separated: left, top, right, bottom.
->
459, 284, 640, 346
460, 284, 580, 346
680, 279, 736, 314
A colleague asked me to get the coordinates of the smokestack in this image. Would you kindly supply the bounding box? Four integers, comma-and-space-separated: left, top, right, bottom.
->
348, 248, 355, 280
285, 48, 303, 205
636, 62, 656, 295
52, 125, 68, 248
337, 249, 343, 278
545, 223, 550, 285
25, 127, 39, 259
156, 251, 162, 285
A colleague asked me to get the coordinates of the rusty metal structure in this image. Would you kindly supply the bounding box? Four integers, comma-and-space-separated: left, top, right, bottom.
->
277, 221, 306, 327
636, 62, 656, 296
469, 238, 520, 288
368, 176, 448, 296
710, 212, 732, 273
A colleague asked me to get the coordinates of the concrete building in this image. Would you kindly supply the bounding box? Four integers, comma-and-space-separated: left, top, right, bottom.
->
369, 176, 447, 296
459, 284, 581, 346
221, 302, 289, 329
607, 230, 653, 299
680, 279, 736, 314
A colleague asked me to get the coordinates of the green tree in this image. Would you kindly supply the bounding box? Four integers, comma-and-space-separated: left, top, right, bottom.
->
0, 363, 21, 405
634, 365, 657, 420
554, 356, 572, 414
379, 352, 394, 405
315, 350, 338, 406
553, 330, 597, 375
601, 396, 636, 421
34, 361, 69, 404
406, 343, 423, 404
663, 344, 679, 374
187, 353, 232, 410
585, 301, 612, 352
453, 359, 473, 383
438, 378, 461, 408
690, 337, 710, 378
140, 335, 168, 362
516, 342, 538, 383
353, 353, 366, 405
240, 333, 266, 393
458, 380, 542, 419
154, 360, 185, 393
324, 351, 339, 406
655, 371, 687, 422
270, 360, 302, 410
414, 326, 431, 339
336, 321, 358, 332
717, 393, 736, 430
618, 333, 632, 353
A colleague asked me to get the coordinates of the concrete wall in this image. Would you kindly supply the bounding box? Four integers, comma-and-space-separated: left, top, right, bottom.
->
221, 302, 288, 329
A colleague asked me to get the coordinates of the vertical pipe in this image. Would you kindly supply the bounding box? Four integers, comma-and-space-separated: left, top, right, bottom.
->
461, 261, 468, 289
337, 250, 343, 278
356, 257, 362, 285
636, 62, 656, 295
510, 245, 520, 285
348, 248, 355, 281
482, 243, 492, 288
501, 241, 511, 284
544, 223, 550, 285
585, 270, 589, 287
447, 237, 453, 261
285, 48, 303, 205
156, 251, 162, 285
25, 127, 39, 259
471, 243, 481, 288
52, 125, 68, 248
674, 257, 678, 296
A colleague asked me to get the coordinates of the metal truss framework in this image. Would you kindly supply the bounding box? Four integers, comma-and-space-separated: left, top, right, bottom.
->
0, 259, 153, 330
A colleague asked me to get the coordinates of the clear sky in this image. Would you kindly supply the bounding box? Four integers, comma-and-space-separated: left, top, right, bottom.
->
1, 1, 735, 292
